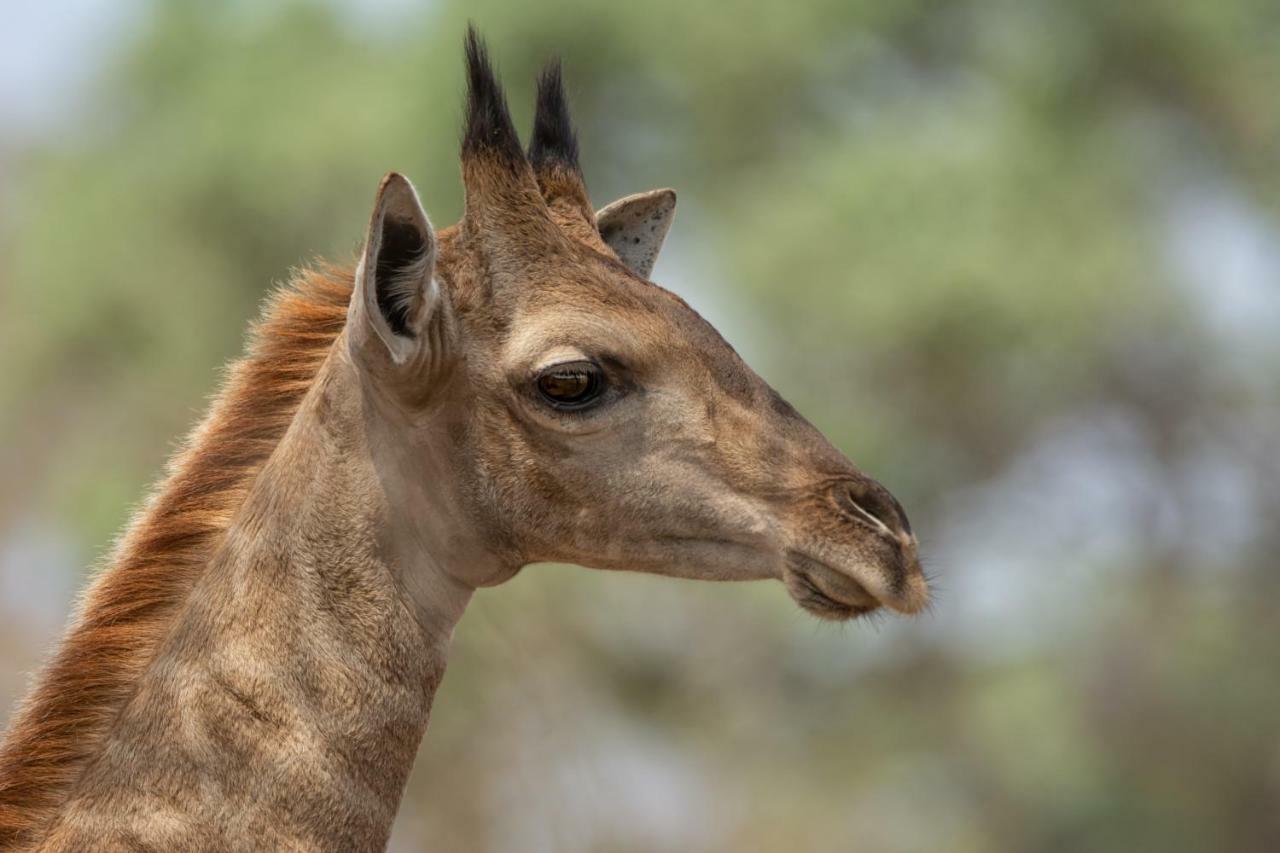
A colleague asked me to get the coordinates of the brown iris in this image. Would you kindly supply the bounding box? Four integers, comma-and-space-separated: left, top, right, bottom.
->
536, 361, 604, 409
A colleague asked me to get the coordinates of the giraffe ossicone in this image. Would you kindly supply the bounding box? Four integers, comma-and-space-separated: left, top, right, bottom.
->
0, 27, 927, 851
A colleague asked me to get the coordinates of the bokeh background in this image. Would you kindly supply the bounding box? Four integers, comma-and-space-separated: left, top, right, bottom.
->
2, 2, 1279, 850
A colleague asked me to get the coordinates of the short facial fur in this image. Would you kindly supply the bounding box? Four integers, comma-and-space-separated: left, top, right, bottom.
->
358, 31, 928, 619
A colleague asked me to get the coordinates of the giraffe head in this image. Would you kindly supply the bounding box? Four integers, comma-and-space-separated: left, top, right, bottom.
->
345, 31, 927, 622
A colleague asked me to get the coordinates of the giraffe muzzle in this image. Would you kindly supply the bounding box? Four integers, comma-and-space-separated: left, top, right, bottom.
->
779, 475, 928, 620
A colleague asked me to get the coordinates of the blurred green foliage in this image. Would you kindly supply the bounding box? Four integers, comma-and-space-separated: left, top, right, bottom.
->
2, 1, 1279, 850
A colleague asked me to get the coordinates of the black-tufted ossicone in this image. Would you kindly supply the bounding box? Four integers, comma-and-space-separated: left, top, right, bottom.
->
528, 60, 581, 174
461, 25, 525, 163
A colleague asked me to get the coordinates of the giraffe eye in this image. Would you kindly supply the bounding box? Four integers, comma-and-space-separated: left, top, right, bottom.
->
536, 361, 604, 410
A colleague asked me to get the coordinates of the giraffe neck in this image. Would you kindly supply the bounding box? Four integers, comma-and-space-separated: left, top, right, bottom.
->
37, 348, 474, 852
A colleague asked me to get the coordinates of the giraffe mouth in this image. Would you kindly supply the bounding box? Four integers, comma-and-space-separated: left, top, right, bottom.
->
782, 553, 882, 621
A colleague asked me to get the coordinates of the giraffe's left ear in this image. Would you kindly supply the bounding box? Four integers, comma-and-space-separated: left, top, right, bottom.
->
596, 188, 676, 279
350, 172, 454, 376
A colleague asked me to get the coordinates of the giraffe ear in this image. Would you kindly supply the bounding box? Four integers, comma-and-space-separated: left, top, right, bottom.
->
595, 188, 676, 279
351, 172, 451, 371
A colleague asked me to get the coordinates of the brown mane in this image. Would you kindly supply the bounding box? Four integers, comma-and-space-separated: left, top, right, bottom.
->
0, 264, 353, 848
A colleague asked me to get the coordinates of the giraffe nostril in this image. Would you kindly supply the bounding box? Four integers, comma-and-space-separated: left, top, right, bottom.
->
831, 479, 912, 539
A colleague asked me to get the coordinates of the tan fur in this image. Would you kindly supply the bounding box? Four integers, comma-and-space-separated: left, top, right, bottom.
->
534, 162, 607, 250
0, 269, 352, 848
0, 47, 927, 851
35, 339, 459, 850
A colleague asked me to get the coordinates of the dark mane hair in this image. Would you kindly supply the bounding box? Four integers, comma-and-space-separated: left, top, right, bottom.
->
0, 265, 353, 848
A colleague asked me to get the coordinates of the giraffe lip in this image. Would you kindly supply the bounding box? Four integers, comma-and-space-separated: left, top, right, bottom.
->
783, 553, 881, 621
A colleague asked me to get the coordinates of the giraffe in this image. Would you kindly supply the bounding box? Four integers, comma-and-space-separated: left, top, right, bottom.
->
0, 30, 927, 851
